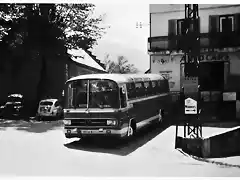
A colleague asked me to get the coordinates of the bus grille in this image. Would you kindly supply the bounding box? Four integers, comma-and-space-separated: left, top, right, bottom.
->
70, 119, 107, 126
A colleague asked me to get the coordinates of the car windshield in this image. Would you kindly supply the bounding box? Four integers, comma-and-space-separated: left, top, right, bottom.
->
40, 101, 53, 106
6, 96, 23, 104
66, 79, 120, 109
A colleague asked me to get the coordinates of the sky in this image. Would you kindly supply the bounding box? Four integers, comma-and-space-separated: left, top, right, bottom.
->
91, 3, 150, 73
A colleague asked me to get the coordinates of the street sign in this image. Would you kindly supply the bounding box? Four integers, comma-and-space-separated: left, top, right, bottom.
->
185, 97, 197, 115
183, 76, 198, 93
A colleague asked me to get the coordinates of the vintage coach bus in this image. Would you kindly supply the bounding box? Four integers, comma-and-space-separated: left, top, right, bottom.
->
63, 73, 171, 140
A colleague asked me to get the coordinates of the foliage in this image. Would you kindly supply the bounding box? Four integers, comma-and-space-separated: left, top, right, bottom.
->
103, 54, 138, 74
0, 3, 107, 110
0, 3, 107, 53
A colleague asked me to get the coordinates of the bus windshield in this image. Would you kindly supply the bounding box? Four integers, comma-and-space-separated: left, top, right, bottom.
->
66, 79, 120, 109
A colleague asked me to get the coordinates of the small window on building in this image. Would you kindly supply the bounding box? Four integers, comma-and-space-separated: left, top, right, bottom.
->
177, 19, 185, 35
220, 15, 234, 33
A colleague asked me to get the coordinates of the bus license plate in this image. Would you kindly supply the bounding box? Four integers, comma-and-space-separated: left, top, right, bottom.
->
82, 130, 93, 134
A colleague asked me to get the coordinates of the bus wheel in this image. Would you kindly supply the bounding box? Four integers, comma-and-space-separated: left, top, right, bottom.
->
158, 109, 164, 124
127, 120, 136, 137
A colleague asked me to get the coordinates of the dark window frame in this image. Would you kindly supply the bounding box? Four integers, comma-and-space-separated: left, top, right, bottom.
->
177, 19, 185, 35
219, 14, 235, 33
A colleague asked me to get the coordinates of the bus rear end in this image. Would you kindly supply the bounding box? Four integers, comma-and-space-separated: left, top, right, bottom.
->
63, 78, 129, 139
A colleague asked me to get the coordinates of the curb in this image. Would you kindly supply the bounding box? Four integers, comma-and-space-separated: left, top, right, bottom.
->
177, 148, 240, 168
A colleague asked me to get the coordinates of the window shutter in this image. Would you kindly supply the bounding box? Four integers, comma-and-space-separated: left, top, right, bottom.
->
234, 13, 240, 34
197, 17, 200, 33
168, 19, 177, 50
168, 19, 177, 36
209, 15, 219, 33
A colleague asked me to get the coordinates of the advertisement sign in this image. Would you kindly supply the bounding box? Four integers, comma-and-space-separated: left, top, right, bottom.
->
185, 98, 197, 115
151, 55, 181, 92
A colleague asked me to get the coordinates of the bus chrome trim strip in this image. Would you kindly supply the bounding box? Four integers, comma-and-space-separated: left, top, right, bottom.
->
136, 114, 159, 129
64, 127, 128, 137
128, 93, 168, 104
64, 109, 119, 113
64, 118, 116, 120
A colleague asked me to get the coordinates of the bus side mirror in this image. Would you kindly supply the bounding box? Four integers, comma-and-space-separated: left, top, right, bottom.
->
120, 87, 127, 108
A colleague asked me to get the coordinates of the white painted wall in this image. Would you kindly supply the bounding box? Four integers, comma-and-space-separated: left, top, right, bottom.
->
150, 54, 182, 92
150, 5, 240, 37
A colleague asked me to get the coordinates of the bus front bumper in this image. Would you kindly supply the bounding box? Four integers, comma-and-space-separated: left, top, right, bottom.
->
64, 127, 128, 139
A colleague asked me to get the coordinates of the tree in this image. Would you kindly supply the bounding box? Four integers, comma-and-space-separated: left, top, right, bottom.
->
103, 54, 138, 74
0, 3, 107, 110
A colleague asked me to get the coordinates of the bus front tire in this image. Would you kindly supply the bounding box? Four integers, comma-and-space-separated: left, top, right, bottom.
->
127, 120, 136, 138
158, 109, 164, 124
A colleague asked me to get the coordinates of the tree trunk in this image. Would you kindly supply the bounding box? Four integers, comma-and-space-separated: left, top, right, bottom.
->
36, 56, 47, 110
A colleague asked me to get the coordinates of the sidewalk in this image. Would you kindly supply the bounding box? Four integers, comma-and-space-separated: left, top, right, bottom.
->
209, 156, 240, 167
178, 147, 240, 168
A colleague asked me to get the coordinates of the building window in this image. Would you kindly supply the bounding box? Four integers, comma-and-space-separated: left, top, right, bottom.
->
220, 15, 234, 33
177, 19, 185, 35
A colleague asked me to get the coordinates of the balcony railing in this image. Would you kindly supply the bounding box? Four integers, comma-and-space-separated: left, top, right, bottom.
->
148, 31, 240, 52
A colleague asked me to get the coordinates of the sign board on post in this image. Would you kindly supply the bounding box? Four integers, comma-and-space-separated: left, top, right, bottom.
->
183, 77, 198, 94
185, 98, 197, 115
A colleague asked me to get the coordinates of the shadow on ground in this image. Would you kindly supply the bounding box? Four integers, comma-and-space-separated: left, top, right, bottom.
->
0, 119, 63, 133
64, 122, 170, 156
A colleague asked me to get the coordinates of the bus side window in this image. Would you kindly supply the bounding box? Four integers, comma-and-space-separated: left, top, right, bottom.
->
144, 81, 150, 96
149, 81, 154, 95
159, 80, 165, 93
120, 87, 127, 108
152, 81, 157, 95
135, 82, 144, 98
140, 82, 145, 97
157, 80, 161, 94
160, 79, 169, 93
164, 79, 170, 93
127, 82, 136, 99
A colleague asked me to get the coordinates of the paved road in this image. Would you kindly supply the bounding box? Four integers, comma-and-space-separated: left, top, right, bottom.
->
0, 119, 240, 176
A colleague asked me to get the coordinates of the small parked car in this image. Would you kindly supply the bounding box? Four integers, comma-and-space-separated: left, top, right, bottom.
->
36, 99, 64, 121
0, 94, 24, 119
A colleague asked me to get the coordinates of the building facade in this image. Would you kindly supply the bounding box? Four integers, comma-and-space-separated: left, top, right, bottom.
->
148, 4, 240, 120
148, 4, 240, 92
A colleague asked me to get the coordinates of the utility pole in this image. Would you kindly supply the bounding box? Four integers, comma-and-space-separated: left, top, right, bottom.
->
175, 4, 202, 149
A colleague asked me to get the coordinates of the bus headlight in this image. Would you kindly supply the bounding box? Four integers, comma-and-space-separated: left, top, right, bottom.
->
107, 120, 117, 126
63, 120, 71, 125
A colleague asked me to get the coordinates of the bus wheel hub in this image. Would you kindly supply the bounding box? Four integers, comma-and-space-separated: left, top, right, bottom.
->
128, 126, 133, 136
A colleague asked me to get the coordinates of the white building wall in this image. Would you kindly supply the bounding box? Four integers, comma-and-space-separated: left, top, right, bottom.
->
150, 5, 240, 37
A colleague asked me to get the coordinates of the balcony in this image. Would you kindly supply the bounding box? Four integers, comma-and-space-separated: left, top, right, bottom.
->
148, 31, 240, 53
